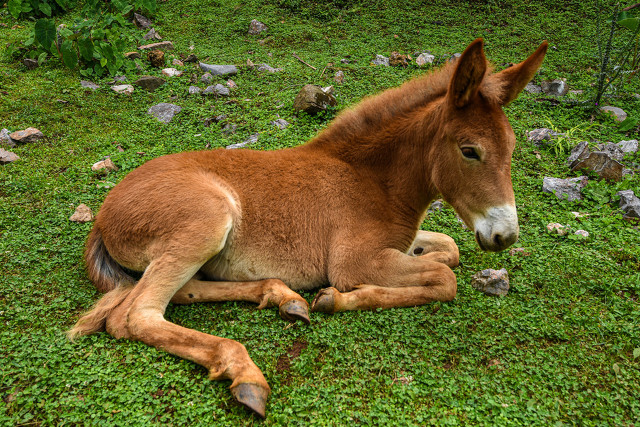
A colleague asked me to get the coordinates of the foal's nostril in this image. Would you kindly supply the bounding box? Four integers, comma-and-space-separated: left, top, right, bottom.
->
493, 233, 504, 247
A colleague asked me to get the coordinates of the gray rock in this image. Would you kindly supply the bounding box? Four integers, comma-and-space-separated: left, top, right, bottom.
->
221, 123, 237, 135
427, 200, 443, 212
10, 127, 44, 144
147, 103, 182, 123
138, 41, 174, 51
161, 68, 182, 77
227, 133, 259, 149
596, 142, 624, 162
600, 106, 627, 122
203, 84, 230, 96
567, 141, 590, 167
0, 148, 19, 164
256, 63, 283, 73
184, 54, 198, 63
111, 76, 127, 83
415, 53, 435, 66
200, 73, 213, 83
293, 84, 338, 115
618, 139, 639, 153
471, 269, 509, 297
1, 129, 15, 148
133, 12, 152, 29
334, 70, 345, 84
91, 158, 118, 172
524, 83, 542, 94
81, 80, 100, 90
449, 53, 462, 62
371, 55, 390, 66
23, 58, 39, 69
111, 84, 134, 94
623, 168, 634, 177
188, 86, 202, 95
248, 19, 268, 35
571, 151, 623, 181
198, 63, 238, 76
542, 176, 588, 202
527, 128, 563, 146
134, 76, 166, 92
541, 79, 568, 96
574, 229, 589, 238
617, 190, 640, 219
143, 28, 161, 41
271, 119, 289, 130
70, 204, 94, 223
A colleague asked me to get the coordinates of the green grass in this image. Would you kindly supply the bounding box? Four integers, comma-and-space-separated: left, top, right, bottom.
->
1, 0, 640, 425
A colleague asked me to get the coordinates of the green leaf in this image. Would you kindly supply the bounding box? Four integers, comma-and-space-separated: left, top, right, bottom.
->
618, 117, 639, 132
34, 19, 57, 53
37, 51, 48, 65
59, 27, 73, 38
77, 37, 94, 62
7, 0, 24, 18
634, 348, 640, 359
39, 2, 52, 16
100, 57, 108, 67
618, 17, 640, 32
60, 40, 78, 68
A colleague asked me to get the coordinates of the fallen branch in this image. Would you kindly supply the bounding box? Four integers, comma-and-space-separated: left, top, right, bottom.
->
292, 53, 317, 70
623, 2, 640, 11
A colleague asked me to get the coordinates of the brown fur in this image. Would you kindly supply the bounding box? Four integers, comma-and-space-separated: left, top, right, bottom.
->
68, 39, 547, 417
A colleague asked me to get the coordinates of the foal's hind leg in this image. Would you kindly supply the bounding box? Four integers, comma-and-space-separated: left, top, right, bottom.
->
171, 278, 310, 324
407, 231, 459, 268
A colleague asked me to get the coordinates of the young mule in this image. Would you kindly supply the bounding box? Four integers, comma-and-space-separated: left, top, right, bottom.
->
69, 39, 547, 418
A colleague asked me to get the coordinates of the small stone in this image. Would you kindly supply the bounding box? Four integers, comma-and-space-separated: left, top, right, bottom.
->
389, 52, 408, 67
172, 59, 184, 67
81, 80, 100, 90
567, 141, 590, 167
541, 79, 568, 96
508, 247, 530, 256
184, 54, 198, 63
143, 28, 162, 41
256, 63, 283, 73
134, 76, 166, 92
111, 76, 127, 83
125, 51, 141, 60
133, 12, 152, 29
198, 63, 238, 76
334, 71, 344, 84
147, 103, 182, 123
542, 176, 588, 202
248, 19, 268, 35
371, 55, 390, 66
570, 151, 623, 181
617, 190, 640, 219
188, 86, 202, 95
618, 139, 638, 153
203, 84, 230, 96
527, 128, 563, 145
161, 68, 182, 77
293, 84, 338, 115
200, 73, 213, 83
271, 119, 289, 130
227, 79, 237, 88
23, 58, 38, 69
70, 204, 94, 223
471, 269, 509, 297
415, 53, 435, 66
574, 230, 589, 238
91, 158, 118, 172
524, 83, 542, 94
449, 53, 462, 62
227, 133, 259, 149
600, 106, 627, 122
1, 128, 16, 148
9, 127, 44, 144
0, 149, 19, 164
148, 50, 165, 68
221, 123, 237, 135
547, 223, 568, 236
111, 84, 134, 95
340, 58, 350, 64
427, 200, 443, 212
138, 41, 174, 51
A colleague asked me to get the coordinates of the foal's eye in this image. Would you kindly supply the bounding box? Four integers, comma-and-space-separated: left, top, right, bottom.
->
461, 147, 480, 160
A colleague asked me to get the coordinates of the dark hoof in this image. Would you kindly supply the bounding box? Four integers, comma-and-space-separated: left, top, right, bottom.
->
279, 299, 311, 324
311, 287, 337, 313
231, 382, 269, 419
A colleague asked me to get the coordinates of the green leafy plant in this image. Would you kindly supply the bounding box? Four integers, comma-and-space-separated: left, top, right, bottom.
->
7, 0, 68, 19
22, 0, 156, 76
545, 119, 598, 156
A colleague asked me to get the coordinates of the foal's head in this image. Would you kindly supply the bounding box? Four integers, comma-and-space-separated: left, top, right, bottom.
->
430, 39, 547, 252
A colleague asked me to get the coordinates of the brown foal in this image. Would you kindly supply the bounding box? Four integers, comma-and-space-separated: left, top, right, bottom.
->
69, 39, 547, 418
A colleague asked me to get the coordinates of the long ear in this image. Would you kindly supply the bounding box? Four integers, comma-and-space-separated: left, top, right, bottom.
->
448, 38, 487, 108
492, 41, 548, 106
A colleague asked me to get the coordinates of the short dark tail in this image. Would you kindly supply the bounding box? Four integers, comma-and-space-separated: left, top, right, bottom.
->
67, 227, 136, 340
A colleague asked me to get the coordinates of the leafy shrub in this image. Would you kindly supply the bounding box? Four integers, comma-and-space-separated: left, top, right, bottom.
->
20, 0, 157, 76
7, 0, 69, 19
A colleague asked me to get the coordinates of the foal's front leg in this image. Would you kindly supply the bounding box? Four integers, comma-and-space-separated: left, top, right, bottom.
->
407, 230, 459, 267
312, 244, 458, 313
